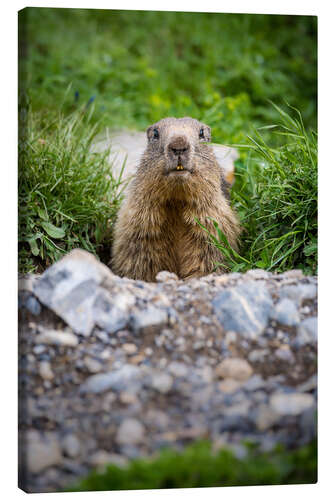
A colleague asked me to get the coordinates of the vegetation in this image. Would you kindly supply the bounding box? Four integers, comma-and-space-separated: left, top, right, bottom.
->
69, 440, 317, 491
18, 8, 317, 274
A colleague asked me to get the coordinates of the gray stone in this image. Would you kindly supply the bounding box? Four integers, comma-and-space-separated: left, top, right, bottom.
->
93, 289, 131, 334
168, 361, 188, 377
243, 374, 266, 392
278, 284, 317, 305
269, 392, 315, 416
84, 356, 103, 374
33, 249, 116, 336
115, 418, 145, 445
212, 282, 273, 339
270, 298, 300, 326
297, 375, 317, 393
79, 365, 142, 394
26, 431, 62, 474
62, 434, 81, 458
296, 317, 317, 345
130, 306, 168, 333
25, 295, 42, 315
274, 345, 295, 363
245, 269, 270, 280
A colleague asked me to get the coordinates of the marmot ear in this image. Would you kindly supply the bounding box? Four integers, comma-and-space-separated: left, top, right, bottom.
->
199, 124, 211, 142
204, 125, 211, 142
146, 125, 153, 141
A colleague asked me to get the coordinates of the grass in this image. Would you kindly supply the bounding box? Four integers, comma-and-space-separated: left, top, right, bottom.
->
201, 103, 318, 274
18, 101, 126, 273
68, 440, 317, 491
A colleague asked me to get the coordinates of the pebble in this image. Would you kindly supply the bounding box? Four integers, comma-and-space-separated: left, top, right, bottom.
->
215, 358, 253, 381
296, 317, 317, 345
219, 378, 242, 394
155, 271, 179, 282
151, 372, 174, 393
274, 345, 295, 363
25, 295, 42, 315
84, 356, 103, 374
34, 329, 78, 347
38, 361, 54, 381
212, 282, 273, 339
26, 431, 62, 474
130, 306, 168, 333
61, 433, 81, 458
269, 392, 315, 416
122, 343, 138, 355
168, 361, 188, 377
115, 418, 145, 445
88, 450, 128, 469
255, 404, 280, 431
270, 298, 300, 326
80, 365, 142, 394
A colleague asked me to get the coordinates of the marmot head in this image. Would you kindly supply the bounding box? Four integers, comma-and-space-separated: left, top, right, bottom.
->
144, 117, 216, 181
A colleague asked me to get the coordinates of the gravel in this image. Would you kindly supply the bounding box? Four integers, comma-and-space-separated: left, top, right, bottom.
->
18, 250, 317, 493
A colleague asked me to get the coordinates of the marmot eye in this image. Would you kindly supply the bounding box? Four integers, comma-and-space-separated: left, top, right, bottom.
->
199, 128, 205, 139
153, 128, 159, 139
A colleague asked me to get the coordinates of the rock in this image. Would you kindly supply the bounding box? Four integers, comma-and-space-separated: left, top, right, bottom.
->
130, 306, 168, 333
243, 374, 266, 392
33, 249, 118, 336
212, 282, 273, 339
155, 271, 179, 282
274, 345, 295, 363
34, 329, 78, 347
270, 298, 300, 326
62, 434, 81, 458
296, 317, 317, 345
26, 431, 62, 474
255, 404, 280, 431
25, 295, 42, 315
122, 343, 137, 355
88, 450, 128, 468
297, 375, 317, 393
151, 372, 174, 393
215, 358, 253, 381
79, 365, 142, 394
168, 361, 188, 377
218, 378, 242, 394
93, 289, 132, 334
115, 418, 145, 445
248, 349, 269, 363
245, 269, 270, 280
38, 361, 54, 381
279, 284, 317, 305
84, 356, 103, 374
269, 392, 315, 416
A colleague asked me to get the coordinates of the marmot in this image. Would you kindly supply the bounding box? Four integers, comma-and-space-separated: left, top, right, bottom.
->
112, 117, 241, 281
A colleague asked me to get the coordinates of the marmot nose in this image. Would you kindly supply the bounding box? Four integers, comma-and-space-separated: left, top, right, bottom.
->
168, 136, 190, 157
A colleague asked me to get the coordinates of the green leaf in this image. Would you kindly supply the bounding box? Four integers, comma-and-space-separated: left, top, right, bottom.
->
41, 221, 66, 239
303, 242, 317, 256
28, 238, 40, 256
37, 207, 49, 221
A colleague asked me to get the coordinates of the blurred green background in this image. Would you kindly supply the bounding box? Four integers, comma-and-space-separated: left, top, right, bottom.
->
21, 8, 317, 141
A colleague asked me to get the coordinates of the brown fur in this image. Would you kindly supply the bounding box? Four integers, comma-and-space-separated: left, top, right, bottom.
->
112, 117, 241, 281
